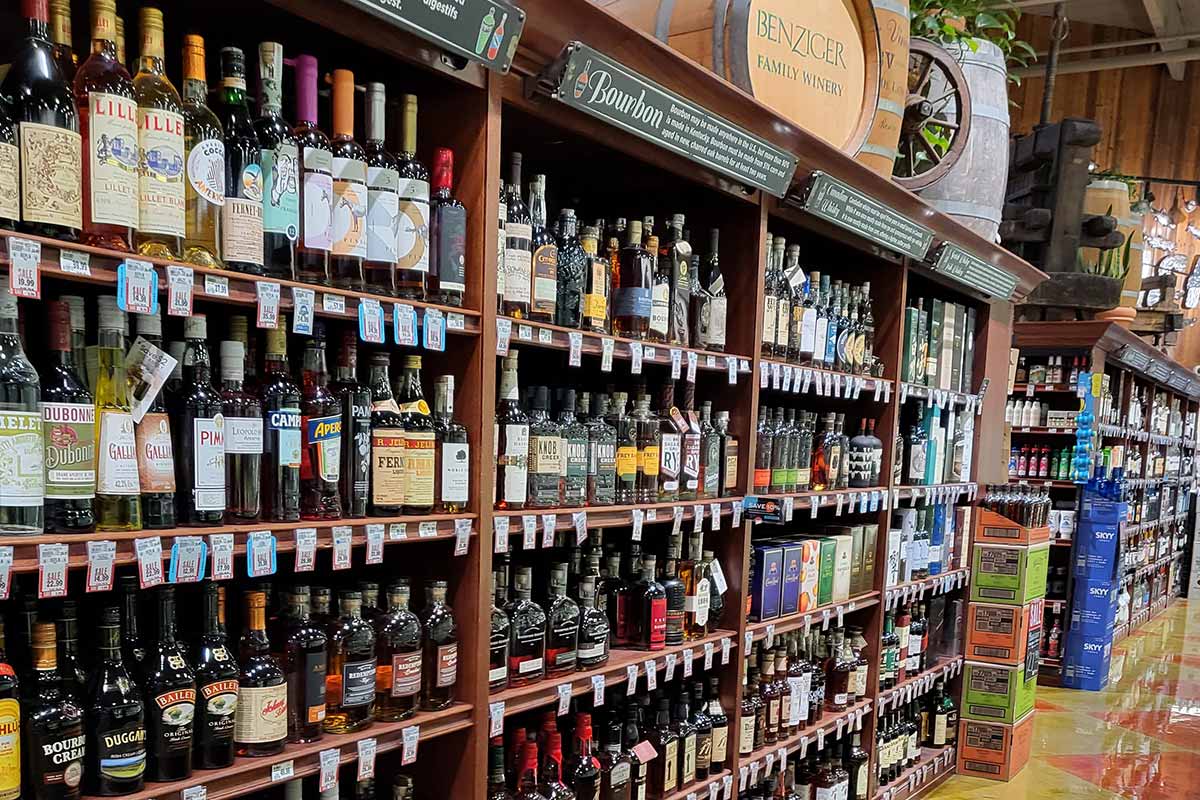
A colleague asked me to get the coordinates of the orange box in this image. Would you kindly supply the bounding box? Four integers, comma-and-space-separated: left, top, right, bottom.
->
973, 509, 1050, 546
966, 600, 1042, 666
956, 710, 1035, 781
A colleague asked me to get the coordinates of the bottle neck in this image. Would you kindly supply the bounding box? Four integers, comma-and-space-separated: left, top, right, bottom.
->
158, 595, 177, 645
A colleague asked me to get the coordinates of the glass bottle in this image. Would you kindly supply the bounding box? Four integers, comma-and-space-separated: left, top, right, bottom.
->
647, 696, 679, 797
688, 681, 711, 781
528, 175, 558, 323
179, 35, 224, 267
130, 310, 175, 528
327, 69, 367, 289
300, 324, 342, 519
489, 568, 511, 691
662, 535, 686, 647
576, 575, 609, 669
704, 675, 727, 772
609, 393, 637, 504
754, 404, 773, 494
716, 411, 738, 497
646, 234, 671, 343
397, 355, 436, 514
292, 53, 332, 282
528, 385, 563, 509
506, 566, 547, 686
568, 714, 601, 800
276, 588, 325, 744
515, 741, 547, 800
0, 280, 42, 533
220, 339, 262, 521
698, 401, 720, 500
253, 42, 297, 278
580, 226, 610, 333
236, 590, 286, 757
559, 389, 589, 507
633, 394, 660, 503
41, 299, 95, 533
48, 0, 76, 80
192, 583, 238, 768
362, 82, 398, 296
260, 322, 301, 521
394, 94, 430, 299
215, 46, 264, 273
420, 580, 458, 711
762, 234, 779, 358
143, 587, 196, 781
434, 375, 470, 513
682, 533, 711, 639
495, 352, 529, 510
376, 580, 423, 721
615, 220, 652, 339
657, 383, 682, 502
556, 209, 586, 328
430, 147, 466, 306
700, 230, 727, 351
601, 552, 630, 648
671, 688, 697, 787
325, 591, 375, 734
541, 732, 577, 800
584, 393, 617, 506
543, 563, 580, 676
176, 314, 225, 524
502, 152, 532, 318
634, 554, 666, 651
599, 714, 632, 800
26, 622, 85, 799
365, 351, 404, 515
85, 605, 145, 795
333, 330, 370, 521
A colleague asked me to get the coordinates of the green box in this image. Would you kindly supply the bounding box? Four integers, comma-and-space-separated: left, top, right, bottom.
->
962, 660, 1037, 723
970, 542, 1050, 605
849, 525, 865, 595
861, 523, 878, 591
815, 537, 836, 605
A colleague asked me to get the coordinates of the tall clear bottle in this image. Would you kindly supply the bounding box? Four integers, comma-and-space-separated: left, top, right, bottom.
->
217, 47, 264, 274
180, 35, 224, 268
495, 352, 529, 510
434, 375, 469, 513
0, 280, 45, 533
176, 314, 225, 525
220, 339, 262, 521
293, 54, 331, 284
41, 299, 95, 533
254, 42, 298, 279
395, 94, 430, 300
132, 7, 184, 257
362, 83, 399, 295
329, 69, 367, 291
133, 310, 175, 528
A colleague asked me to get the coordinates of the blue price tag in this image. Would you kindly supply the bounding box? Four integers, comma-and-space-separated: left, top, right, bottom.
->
247, 531, 277, 577
116, 261, 159, 315
422, 308, 445, 352
358, 299, 384, 343
167, 538, 208, 583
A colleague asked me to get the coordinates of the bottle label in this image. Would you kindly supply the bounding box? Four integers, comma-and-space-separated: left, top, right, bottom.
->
95, 714, 146, 784
440, 441, 469, 504
800, 307, 817, 353
18, 121, 83, 230
299, 649, 327, 724
584, 261, 608, 324
724, 445, 738, 489
225, 417, 264, 455
577, 638, 607, 660
437, 642, 458, 688
198, 677, 238, 743
663, 738, 678, 791
262, 143, 300, 239
338, 658, 377, 707
193, 416, 227, 510
403, 429, 435, 507
488, 664, 507, 684
41, 402, 95, 499
682, 432, 700, 491
814, 318, 828, 364
708, 297, 727, 347
389, 651, 422, 697
529, 434, 562, 476
137, 108, 186, 235
641, 445, 660, 477
306, 414, 341, 483
302, 147, 333, 250
762, 295, 778, 345
815, 788, 835, 800
647, 597, 666, 647
531, 243, 558, 314
0, 410, 42, 507
753, 467, 770, 489
99, 411, 140, 495
186, 138, 226, 206
370, 428, 406, 506
433, 203, 467, 294
266, 408, 302, 468
332, 157, 368, 258
0, 698, 19, 799
233, 683, 286, 744
502, 423, 529, 504
649, 282, 670, 336
366, 166, 400, 263
0, 143, 18, 223
616, 445, 637, 483
87, 92, 139, 228
693, 577, 710, 626
589, 439, 616, 504
609, 762, 631, 787
776, 303, 790, 348
660, 432, 680, 489
933, 715, 947, 746
152, 688, 196, 753
710, 724, 727, 764
30, 726, 84, 792
503, 223, 532, 304
222, 196, 264, 265
397, 178, 430, 273
614, 287, 651, 320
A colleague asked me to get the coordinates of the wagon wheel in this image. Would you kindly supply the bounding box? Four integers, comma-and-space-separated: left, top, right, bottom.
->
893, 38, 972, 191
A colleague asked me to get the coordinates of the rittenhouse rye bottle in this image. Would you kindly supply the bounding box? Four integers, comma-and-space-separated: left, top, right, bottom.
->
374, 580, 422, 721
176, 314, 225, 525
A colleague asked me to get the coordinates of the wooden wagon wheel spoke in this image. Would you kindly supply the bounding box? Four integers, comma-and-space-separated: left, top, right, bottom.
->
915, 55, 935, 94
918, 135, 941, 165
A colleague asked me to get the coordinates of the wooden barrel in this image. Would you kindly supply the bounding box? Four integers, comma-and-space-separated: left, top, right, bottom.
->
917, 39, 1009, 241
597, 0, 906, 177
1079, 179, 1145, 307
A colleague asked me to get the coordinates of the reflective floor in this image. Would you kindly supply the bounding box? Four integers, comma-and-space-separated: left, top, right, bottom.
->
928, 599, 1200, 800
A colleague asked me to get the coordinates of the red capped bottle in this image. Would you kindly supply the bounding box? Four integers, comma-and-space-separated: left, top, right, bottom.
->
300, 322, 341, 519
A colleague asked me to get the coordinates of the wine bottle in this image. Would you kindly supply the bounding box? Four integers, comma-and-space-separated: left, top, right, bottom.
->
180, 34, 224, 268
293, 54, 331, 284
254, 42, 299, 280
329, 69, 367, 291
132, 7, 184, 258
217, 46, 265, 274
394, 94, 429, 300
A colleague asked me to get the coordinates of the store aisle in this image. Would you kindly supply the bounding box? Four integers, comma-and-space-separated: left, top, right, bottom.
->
927, 599, 1200, 800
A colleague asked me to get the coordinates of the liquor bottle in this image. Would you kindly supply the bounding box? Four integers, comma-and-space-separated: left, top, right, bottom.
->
657, 384, 682, 502
278, 588, 326, 743
496, 352, 529, 509
632, 395, 660, 503
661, 215, 689, 346
662, 536, 686, 646
236, 590, 287, 757
253, 42, 298, 278
502, 153, 532, 317
699, 676, 726, 773
26, 622, 85, 799
753, 405, 772, 494
0, 281, 41, 533
220, 339, 263, 521
374, 580, 422, 720
647, 696, 679, 797
85, 606, 146, 795
260, 323, 301, 521
615, 220, 652, 339
325, 591, 376, 734
646, 233, 672, 343
329, 69, 367, 290
192, 583, 238, 768
580, 394, 615, 506
177, 314, 226, 524
128, 310, 175, 529
600, 552, 629, 648
568, 713, 601, 800
606, 393, 636, 504
361, 82, 399, 295
293, 54, 332, 282
300, 325, 342, 519
113, 13, 125, 67
433, 375, 469, 513
363, 351, 404, 515
419, 580, 457, 711
514, 741, 545, 800
699, 230, 727, 351
824, 281, 842, 369
144, 587, 196, 781
685, 682, 710, 782
74, 0, 136, 249
907, 604, 925, 676
489, 568, 511, 692
762, 235, 779, 358
695, 401, 718, 500
716, 411, 738, 497
598, 714, 632, 800
506, 566, 547, 686
116, 575, 145, 676
580, 226, 610, 333
528, 386, 563, 508
541, 732, 576, 800
331, 333, 370, 517
216, 46, 264, 273
430, 147, 467, 306
527, 175, 558, 322
47, 0, 76, 81
671, 688, 697, 787
558, 389, 588, 507
905, 419, 927, 487
680, 533, 709, 639
554, 209, 586, 328
4, 0, 82, 240
543, 563, 579, 676
633, 554, 666, 651
393, 94, 429, 299
397, 355, 436, 514
573, 575, 609, 670
41, 300, 95, 532
52, 602, 84, 705
894, 605, 911, 685
180, 35, 224, 267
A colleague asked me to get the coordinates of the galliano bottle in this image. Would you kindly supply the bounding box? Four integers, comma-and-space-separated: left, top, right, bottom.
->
0, 278, 42, 533
95, 296, 140, 530
254, 42, 298, 279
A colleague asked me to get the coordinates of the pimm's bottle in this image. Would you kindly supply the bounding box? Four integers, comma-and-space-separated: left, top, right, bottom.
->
261, 321, 301, 521
85, 606, 146, 795
254, 42, 298, 279
300, 323, 342, 519
329, 69, 367, 291
176, 314, 226, 525
192, 582, 238, 769
143, 587, 196, 782
41, 299, 95, 533
236, 590, 287, 757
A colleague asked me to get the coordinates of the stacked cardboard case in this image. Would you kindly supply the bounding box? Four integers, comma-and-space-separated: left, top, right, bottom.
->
1060, 495, 1123, 691
749, 524, 879, 620
957, 510, 1049, 780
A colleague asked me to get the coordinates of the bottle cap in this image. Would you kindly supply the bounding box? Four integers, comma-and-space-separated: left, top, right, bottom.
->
331, 68, 355, 137
365, 82, 386, 142
139, 7, 165, 60
184, 314, 208, 340
220, 46, 246, 89
220, 340, 245, 381
432, 147, 454, 193
47, 300, 70, 352
258, 42, 284, 111
136, 308, 162, 336
167, 341, 185, 379
294, 54, 319, 124
98, 295, 124, 330
181, 34, 207, 83
61, 295, 85, 331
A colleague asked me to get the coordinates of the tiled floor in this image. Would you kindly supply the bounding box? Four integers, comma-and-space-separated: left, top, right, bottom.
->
927, 599, 1200, 800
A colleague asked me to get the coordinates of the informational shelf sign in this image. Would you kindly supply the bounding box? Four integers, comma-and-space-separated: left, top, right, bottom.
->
339, 0, 525, 73
550, 42, 798, 197
930, 244, 1019, 300
795, 171, 934, 260
1114, 344, 1151, 372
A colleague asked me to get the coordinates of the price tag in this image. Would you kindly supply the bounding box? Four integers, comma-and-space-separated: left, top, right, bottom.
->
422, 308, 445, 351
732, 501, 742, 527
201, 273, 228, 298
816, 728, 825, 750
704, 642, 714, 670
739, 767, 748, 793
683, 647, 694, 677
782, 366, 793, 393
749, 761, 760, 787
538, 328, 553, 344
765, 624, 776, 649
516, 324, 532, 341
711, 558, 728, 595
489, 701, 505, 736
643, 347, 655, 360
765, 754, 775, 777
626, 664, 638, 694
357, 738, 377, 780
601, 338, 614, 372
709, 502, 721, 527
687, 351, 697, 382
59, 249, 90, 276
760, 361, 768, 388
322, 293, 346, 313
248, 531, 278, 577
135, 537, 164, 588
573, 511, 587, 544
592, 675, 605, 705
447, 312, 465, 331
631, 508, 644, 541
644, 659, 657, 691
726, 356, 738, 384
331, 528, 353, 569
646, 508, 657, 522
797, 736, 808, 759
493, 517, 509, 554
822, 608, 831, 630
401, 726, 419, 765
630, 342, 643, 374
209, 534, 234, 580
722, 637, 732, 664
770, 361, 781, 389
672, 505, 684, 536
168, 536, 206, 583
358, 298, 385, 343
291, 287, 314, 334
521, 515, 538, 549
86, 540, 116, 592
693, 504, 704, 532
723, 774, 733, 800
664, 652, 677, 682
870, 491, 880, 512
318, 748, 340, 792
271, 761, 294, 782
836, 494, 844, 515
418, 520, 438, 538
256, 282, 280, 328
389, 523, 407, 540
801, 369, 813, 394
809, 495, 819, 519
6, 237, 39, 298
874, 381, 883, 401
396, 304, 419, 346
181, 786, 206, 800
365, 524, 384, 564
293, 528, 318, 572
670, 348, 682, 379
117, 260, 158, 314
542, 514, 557, 548
38, 543, 68, 599
454, 519, 471, 556
709, 781, 721, 800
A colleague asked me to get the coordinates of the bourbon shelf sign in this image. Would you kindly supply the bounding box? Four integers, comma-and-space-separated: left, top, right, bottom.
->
553, 42, 798, 197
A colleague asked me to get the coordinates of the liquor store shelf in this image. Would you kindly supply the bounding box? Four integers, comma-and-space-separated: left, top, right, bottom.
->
1121, 513, 1187, 536
882, 569, 970, 610
898, 383, 979, 410
494, 498, 743, 534
1011, 383, 1077, 394
660, 767, 733, 800
875, 657, 964, 714
81, 702, 474, 800
1114, 595, 1177, 645
758, 358, 893, 400
873, 746, 957, 800
1012, 478, 1078, 489
0, 514, 476, 574
0, 230, 481, 334
751, 486, 890, 519
741, 698, 873, 772
1010, 426, 1078, 436
1126, 550, 1185, 578
746, 592, 880, 643
489, 629, 739, 718
893, 483, 978, 503
497, 314, 750, 375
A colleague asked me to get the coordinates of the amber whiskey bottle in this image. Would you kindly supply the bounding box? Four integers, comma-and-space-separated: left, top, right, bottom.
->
192, 583, 238, 769
325, 591, 376, 734
545, 564, 580, 676
397, 355, 436, 514
505, 566, 546, 686
375, 580, 423, 721
236, 590, 287, 756
419, 580, 458, 711
614, 220, 651, 339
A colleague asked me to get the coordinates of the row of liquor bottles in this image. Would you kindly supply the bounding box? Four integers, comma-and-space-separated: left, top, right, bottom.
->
752, 410, 883, 495
0, 291, 471, 534
280, 774, 414, 800
759, 242, 878, 378
875, 682, 957, 788
1013, 356, 1085, 388
496, 155, 728, 350
979, 485, 1052, 528
0, 576, 456, 798
492, 676, 730, 800
733, 738, 870, 800
493, 351, 739, 511
4, 1, 469, 301
1007, 445, 1079, 481
894, 400, 973, 488
490, 529, 726, 692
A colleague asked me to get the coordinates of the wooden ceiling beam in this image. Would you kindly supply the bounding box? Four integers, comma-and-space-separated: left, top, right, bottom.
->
1141, 0, 1189, 79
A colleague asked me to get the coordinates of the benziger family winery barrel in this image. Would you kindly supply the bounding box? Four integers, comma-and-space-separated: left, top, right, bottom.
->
596, 0, 908, 177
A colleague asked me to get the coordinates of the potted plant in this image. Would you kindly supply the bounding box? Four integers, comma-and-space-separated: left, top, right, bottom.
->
909, 0, 1037, 81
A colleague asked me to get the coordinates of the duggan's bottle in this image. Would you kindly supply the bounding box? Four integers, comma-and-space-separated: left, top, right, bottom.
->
84, 606, 146, 795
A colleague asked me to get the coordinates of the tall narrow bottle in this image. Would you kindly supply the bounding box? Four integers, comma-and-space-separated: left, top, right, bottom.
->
217, 46, 264, 274
430, 147, 466, 306
367, 352, 405, 516
260, 321, 301, 521
556, 209, 585, 328
143, 587, 196, 781
329, 69, 367, 291
132, 310, 175, 528
495, 352, 529, 510
180, 35, 224, 268
434, 375, 469, 513
501, 153, 532, 318
529, 175, 558, 323
419, 580, 457, 711
300, 324, 341, 519
254, 42, 298, 279
697, 230, 726, 351
26, 622, 85, 800
397, 355, 435, 514
85, 606, 146, 796
176, 314, 225, 524
333, 332, 370, 518
280, 588, 326, 743
0, 290, 41, 532
615, 221, 651, 339
41, 299, 95, 533
192, 583, 238, 769
395, 94, 430, 299
236, 590, 287, 757
293, 54, 331, 283
132, 7, 183, 257
221, 339, 262, 521
362, 83, 399, 295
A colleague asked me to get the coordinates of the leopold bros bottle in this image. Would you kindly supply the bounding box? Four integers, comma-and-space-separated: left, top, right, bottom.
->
329, 69, 367, 291
374, 580, 422, 721
366, 351, 405, 516
429, 147, 466, 306
179, 35, 224, 268
280, 588, 326, 743
325, 591, 376, 734
73, 0, 137, 250
260, 320, 301, 521
235, 591, 287, 757
27, 622, 86, 800
362, 83, 399, 295
395, 94, 430, 300
433, 375, 469, 513
333, 332, 370, 518
397, 355, 435, 514
299, 323, 342, 519
133, 310, 176, 528
144, 587, 196, 781
0, 279, 42, 533
216, 46, 265, 274
41, 299, 96, 533
85, 606, 146, 796
494, 351, 529, 510
254, 42, 298, 279
419, 580, 457, 711
192, 582, 238, 769
293, 54, 332, 284
132, 7, 184, 258
220, 340, 262, 521
176, 314, 226, 525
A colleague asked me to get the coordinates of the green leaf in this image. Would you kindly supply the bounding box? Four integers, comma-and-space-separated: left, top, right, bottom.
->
975, 12, 1003, 28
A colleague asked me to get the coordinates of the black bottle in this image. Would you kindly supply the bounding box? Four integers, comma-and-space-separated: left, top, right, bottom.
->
85, 607, 147, 796
333, 331, 371, 517
192, 583, 238, 769
142, 587, 197, 781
